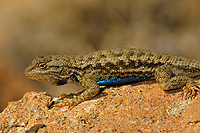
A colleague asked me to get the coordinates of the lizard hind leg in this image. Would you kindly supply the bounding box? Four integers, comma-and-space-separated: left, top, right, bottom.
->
154, 65, 200, 98
53, 78, 100, 107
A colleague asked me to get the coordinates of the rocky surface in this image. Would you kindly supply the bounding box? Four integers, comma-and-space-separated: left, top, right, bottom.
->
0, 79, 200, 133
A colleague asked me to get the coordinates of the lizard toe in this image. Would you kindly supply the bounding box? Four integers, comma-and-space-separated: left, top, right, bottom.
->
183, 82, 200, 99
52, 100, 70, 107
53, 97, 80, 107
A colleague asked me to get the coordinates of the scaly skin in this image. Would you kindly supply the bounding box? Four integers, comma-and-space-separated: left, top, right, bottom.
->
24, 48, 200, 107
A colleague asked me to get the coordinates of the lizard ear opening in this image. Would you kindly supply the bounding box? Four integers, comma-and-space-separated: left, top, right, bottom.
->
57, 78, 69, 85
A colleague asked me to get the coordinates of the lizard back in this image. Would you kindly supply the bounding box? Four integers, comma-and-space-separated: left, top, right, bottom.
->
73, 48, 200, 80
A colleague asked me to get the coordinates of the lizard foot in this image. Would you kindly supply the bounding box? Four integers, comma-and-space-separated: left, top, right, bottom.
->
52, 98, 78, 107
58, 89, 85, 99
51, 91, 86, 107
183, 81, 200, 98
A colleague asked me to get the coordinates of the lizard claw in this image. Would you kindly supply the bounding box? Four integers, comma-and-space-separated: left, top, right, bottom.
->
51, 98, 77, 107
53, 99, 71, 107
51, 94, 81, 107
183, 82, 200, 99
49, 94, 74, 108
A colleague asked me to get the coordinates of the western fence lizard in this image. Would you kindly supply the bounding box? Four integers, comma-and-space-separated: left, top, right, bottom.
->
24, 47, 200, 107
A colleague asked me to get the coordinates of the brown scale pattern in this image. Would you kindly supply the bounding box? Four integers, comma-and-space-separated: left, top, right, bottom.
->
24, 47, 200, 107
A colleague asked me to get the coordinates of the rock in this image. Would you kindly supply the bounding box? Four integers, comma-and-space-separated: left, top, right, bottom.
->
0, 80, 200, 132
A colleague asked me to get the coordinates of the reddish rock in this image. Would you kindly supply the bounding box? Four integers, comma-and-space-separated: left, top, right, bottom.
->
0, 79, 200, 132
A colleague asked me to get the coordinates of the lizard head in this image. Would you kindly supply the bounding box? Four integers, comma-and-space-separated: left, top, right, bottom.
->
24, 55, 75, 86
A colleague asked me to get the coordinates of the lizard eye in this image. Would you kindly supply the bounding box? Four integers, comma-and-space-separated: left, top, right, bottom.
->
38, 63, 46, 68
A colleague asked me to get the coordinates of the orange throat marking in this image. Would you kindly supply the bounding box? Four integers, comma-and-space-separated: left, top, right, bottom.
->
40, 79, 47, 82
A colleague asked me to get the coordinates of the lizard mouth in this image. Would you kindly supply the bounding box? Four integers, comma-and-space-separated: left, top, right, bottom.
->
24, 69, 47, 82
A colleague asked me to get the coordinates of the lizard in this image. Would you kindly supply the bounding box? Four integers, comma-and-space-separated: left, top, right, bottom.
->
24, 47, 200, 107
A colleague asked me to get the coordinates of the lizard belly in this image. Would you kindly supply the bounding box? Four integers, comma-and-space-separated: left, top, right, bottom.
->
96, 76, 153, 86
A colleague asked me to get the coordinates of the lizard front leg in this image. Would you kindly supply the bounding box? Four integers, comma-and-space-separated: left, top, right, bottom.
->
52, 77, 100, 107
155, 65, 200, 97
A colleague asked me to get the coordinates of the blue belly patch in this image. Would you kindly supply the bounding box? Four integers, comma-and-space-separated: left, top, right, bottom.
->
96, 76, 152, 86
